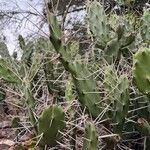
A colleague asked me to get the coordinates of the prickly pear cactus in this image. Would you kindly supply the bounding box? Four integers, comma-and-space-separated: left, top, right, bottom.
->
133, 48, 150, 94
0, 59, 19, 83
87, 1, 135, 64
104, 38, 120, 63
104, 65, 118, 102
18, 35, 35, 66
37, 105, 65, 148
141, 9, 150, 45
70, 62, 102, 118
47, 8, 102, 118
82, 122, 98, 150
113, 75, 129, 134
104, 66, 129, 135
87, 0, 110, 48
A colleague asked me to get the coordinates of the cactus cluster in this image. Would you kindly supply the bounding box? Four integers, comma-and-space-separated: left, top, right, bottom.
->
87, 1, 135, 64
0, 1, 149, 149
47, 10, 102, 118
0, 36, 66, 148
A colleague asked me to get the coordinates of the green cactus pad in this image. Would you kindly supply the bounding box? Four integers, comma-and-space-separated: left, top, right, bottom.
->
113, 75, 129, 134
38, 105, 65, 147
82, 122, 98, 150
0, 59, 19, 83
133, 48, 150, 94
68, 61, 102, 118
87, 0, 110, 47
141, 10, 150, 44
104, 38, 120, 63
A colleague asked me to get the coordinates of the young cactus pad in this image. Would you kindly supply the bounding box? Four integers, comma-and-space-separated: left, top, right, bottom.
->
82, 122, 98, 150
37, 105, 65, 147
133, 48, 150, 94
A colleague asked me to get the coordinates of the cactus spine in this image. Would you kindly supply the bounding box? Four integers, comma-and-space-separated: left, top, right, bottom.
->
82, 122, 98, 150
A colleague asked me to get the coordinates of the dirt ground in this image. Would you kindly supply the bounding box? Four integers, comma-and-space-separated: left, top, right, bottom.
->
0, 100, 15, 149
0, 93, 27, 150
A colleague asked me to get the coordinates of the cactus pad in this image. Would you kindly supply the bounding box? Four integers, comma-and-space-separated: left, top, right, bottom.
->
37, 105, 65, 147
133, 48, 150, 94
82, 122, 98, 150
